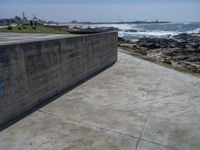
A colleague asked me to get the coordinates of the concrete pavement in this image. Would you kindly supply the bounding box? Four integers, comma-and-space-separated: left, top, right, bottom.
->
0, 51, 200, 150
0, 33, 74, 45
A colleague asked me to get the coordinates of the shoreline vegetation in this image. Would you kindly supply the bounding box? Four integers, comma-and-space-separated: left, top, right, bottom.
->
0, 24, 69, 34
118, 33, 200, 76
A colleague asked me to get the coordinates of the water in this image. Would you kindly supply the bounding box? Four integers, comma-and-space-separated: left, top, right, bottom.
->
90, 22, 200, 41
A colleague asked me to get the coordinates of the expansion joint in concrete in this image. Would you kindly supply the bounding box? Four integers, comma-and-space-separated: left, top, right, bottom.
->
134, 116, 148, 150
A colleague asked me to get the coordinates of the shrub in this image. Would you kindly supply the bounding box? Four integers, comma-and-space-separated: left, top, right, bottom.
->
7, 26, 12, 30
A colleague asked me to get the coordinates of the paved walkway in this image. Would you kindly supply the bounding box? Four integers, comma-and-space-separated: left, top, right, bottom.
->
0, 52, 200, 150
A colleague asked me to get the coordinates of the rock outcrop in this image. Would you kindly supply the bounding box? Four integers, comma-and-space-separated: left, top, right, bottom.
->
119, 33, 200, 73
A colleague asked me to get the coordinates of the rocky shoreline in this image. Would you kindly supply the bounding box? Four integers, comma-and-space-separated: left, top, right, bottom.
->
119, 33, 200, 73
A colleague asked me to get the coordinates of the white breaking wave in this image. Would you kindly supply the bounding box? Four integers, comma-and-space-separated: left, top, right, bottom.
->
91, 24, 180, 38
119, 30, 180, 40
187, 28, 200, 34
90, 23, 200, 40
130, 30, 179, 37
91, 24, 136, 31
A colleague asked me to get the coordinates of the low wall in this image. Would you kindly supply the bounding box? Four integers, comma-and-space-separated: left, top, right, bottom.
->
0, 32, 118, 125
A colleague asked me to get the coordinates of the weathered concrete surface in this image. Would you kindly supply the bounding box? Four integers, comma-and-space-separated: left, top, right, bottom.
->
0, 33, 74, 45
0, 32, 117, 125
0, 51, 200, 150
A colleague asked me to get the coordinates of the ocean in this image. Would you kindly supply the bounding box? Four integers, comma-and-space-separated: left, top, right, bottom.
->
90, 22, 200, 41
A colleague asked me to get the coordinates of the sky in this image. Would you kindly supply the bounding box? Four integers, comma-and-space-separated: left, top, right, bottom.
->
0, 0, 200, 22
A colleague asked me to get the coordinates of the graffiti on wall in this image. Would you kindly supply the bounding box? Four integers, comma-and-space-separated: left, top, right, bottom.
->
0, 82, 5, 95
0, 64, 28, 109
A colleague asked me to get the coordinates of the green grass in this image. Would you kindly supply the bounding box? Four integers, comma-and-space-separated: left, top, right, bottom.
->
0, 24, 69, 34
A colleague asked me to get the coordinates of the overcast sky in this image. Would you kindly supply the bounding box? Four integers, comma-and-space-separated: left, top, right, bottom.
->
0, 0, 200, 22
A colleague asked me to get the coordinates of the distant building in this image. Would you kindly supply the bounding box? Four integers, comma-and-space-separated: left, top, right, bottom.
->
71, 20, 78, 23
22, 12, 28, 23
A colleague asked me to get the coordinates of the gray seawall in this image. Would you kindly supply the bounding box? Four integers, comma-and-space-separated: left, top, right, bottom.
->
0, 32, 118, 125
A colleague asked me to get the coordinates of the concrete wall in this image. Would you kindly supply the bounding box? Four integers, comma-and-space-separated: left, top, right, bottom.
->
0, 32, 118, 125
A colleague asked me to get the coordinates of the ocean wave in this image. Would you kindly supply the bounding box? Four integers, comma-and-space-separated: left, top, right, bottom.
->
119, 28, 200, 40
91, 24, 136, 31
187, 28, 200, 34
134, 31, 178, 36
90, 22, 200, 40
119, 30, 180, 39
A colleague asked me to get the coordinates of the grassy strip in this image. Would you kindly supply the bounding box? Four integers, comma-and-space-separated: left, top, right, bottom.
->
0, 24, 69, 34
119, 47, 200, 77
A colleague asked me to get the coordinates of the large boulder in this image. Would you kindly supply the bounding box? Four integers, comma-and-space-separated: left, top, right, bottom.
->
173, 33, 192, 41
124, 29, 138, 32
